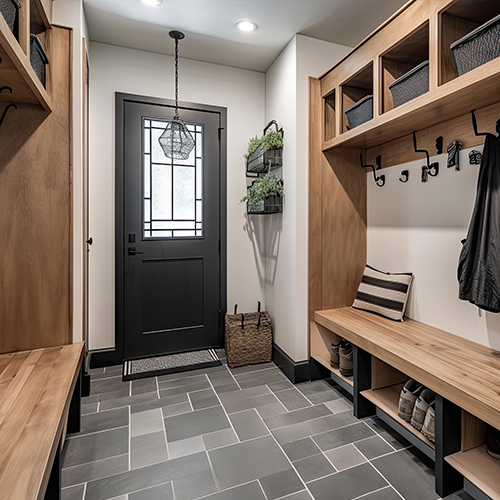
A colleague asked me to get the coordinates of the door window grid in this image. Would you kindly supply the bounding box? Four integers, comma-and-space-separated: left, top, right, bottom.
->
143, 119, 203, 238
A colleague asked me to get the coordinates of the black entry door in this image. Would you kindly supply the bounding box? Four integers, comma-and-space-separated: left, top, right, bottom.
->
121, 98, 224, 360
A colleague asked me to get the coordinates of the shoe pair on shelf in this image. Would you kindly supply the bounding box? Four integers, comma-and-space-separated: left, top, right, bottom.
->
330, 339, 353, 377
398, 379, 435, 443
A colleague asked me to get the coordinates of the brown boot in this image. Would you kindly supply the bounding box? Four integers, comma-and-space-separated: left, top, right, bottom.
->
339, 341, 353, 377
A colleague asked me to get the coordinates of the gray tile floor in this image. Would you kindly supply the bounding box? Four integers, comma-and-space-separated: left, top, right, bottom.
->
62, 356, 474, 500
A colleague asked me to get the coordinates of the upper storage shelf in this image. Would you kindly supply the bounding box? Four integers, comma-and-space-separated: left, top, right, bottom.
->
0, 0, 51, 111
320, 0, 500, 152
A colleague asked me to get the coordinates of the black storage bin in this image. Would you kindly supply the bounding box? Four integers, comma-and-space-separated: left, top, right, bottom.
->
0, 0, 20, 34
247, 195, 283, 215
388, 60, 429, 108
450, 13, 500, 76
344, 95, 373, 129
30, 34, 49, 86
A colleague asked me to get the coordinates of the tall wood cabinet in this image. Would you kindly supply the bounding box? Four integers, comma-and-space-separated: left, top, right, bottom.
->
0, 0, 72, 353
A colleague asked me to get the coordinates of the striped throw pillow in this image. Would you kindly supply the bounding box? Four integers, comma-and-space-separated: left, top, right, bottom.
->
352, 265, 413, 321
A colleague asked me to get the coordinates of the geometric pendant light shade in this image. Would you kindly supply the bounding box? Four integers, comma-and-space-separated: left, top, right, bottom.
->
159, 30, 195, 160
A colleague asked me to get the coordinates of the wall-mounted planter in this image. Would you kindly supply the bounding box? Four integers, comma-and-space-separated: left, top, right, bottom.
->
247, 194, 283, 215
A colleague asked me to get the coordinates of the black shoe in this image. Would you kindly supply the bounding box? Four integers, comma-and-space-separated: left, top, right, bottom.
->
339, 341, 353, 377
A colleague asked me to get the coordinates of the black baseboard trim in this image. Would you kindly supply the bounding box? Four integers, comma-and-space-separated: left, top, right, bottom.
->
272, 344, 309, 384
89, 348, 119, 369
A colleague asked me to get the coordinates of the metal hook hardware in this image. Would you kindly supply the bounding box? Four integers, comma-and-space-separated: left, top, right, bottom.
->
0, 103, 17, 129
0, 86, 13, 95
436, 136, 443, 155
399, 170, 409, 183
471, 109, 500, 138
360, 153, 385, 187
413, 130, 439, 182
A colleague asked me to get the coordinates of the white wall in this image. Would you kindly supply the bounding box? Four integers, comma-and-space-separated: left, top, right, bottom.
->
88, 42, 265, 350
367, 145, 500, 350
52, 0, 89, 344
263, 35, 351, 361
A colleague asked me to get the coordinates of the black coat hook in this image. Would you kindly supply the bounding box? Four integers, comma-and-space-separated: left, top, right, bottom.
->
0, 86, 13, 95
399, 170, 409, 183
413, 130, 439, 182
0, 103, 18, 129
471, 109, 500, 138
360, 153, 385, 187
436, 136, 443, 155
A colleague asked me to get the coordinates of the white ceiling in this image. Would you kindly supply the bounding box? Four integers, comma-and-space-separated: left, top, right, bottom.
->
83, 0, 409, 72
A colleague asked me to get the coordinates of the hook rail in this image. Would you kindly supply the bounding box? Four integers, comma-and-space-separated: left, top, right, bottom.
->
413, 130, 438, 182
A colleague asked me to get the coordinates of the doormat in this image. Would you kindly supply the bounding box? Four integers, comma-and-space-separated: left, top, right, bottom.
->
123, 349, 221, 381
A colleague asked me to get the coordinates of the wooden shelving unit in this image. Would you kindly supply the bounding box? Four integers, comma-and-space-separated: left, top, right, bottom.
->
0, 0, 51, 110
446, 446, 500, 500
361, 383, 435, 450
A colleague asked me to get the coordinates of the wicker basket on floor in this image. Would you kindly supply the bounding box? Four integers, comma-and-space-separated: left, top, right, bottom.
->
225, 303, 272, 368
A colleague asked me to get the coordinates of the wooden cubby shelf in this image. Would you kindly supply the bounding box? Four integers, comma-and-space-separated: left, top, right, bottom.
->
446, 445, 500, 500
319, 0, 500, 152
361, 383, 435, 450
312, 354, 354, 387
0, 0, 51, 110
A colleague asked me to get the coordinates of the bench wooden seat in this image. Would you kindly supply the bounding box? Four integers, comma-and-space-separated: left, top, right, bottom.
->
314, 307, 500, 430
313, 307, 500, 499
0, 343, 84, 500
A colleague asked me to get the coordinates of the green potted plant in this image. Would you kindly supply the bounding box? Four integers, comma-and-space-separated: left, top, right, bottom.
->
241, 173, 284, 214
245, 121, 284, 174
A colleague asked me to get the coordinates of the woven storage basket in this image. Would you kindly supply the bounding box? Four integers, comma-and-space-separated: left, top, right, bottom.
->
0, 0, 20, 33
388, 60, 429, 108
225, 303, 272, 368
344, 94, 373, 129
30, 34, 49, 86
451, 13, 500, 76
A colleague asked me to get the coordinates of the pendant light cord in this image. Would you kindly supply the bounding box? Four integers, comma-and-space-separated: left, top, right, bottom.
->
174, 37, 179, 120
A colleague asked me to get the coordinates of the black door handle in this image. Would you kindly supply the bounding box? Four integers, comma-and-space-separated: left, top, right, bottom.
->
128, 247, 144, 256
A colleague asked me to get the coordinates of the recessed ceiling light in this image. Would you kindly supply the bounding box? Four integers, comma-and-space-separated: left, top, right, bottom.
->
140, 0, 163, 6
237, 20, 258, 32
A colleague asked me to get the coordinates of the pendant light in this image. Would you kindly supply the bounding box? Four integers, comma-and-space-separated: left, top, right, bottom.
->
159, 30, 195, 160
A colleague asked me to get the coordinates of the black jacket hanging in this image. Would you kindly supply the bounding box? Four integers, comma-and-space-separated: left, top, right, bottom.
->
458, 133, 500, 313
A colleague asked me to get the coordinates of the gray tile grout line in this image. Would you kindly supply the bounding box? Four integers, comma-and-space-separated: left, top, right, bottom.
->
256, 478, 270, 500
66, 424, 129, 440
361, 419, 399, 451
61, 452, 130, 472
350, 485, 394, 500
274, 489, 311, 500
251, 394, 317, 500
354, 446, 406, 500
128, 405, 131, 472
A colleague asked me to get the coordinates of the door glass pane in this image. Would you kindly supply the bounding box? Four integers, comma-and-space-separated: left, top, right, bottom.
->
143, 118, 203, 239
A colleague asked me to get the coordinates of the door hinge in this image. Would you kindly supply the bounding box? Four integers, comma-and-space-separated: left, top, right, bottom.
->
218, 127, 224, 141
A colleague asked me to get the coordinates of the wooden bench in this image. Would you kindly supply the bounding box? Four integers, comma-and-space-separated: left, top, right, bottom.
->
312, 307, 500, 500
0, 343, 84, 500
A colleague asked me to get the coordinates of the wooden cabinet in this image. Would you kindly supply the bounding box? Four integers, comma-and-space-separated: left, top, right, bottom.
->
0, 0, 72, 353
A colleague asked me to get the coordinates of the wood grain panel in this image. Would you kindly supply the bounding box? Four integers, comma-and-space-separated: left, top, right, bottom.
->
321, 149, 366, 310
315, 307, 500, 430
308, 78, 323, 325
371, 356, 408, 390
462, 410, 487, 452
446, 446, 500, 500
0, 26, 72, 353
366, 100, 500, 168
0, 343, 83, 500
440, 14, 478, 85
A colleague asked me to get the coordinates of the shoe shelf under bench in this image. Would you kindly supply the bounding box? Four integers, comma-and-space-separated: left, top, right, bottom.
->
312, 306, 500, 499
310, 321, 354, 395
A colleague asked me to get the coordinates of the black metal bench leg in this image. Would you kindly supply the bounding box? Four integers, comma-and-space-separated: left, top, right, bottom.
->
353, 345, 375, 418
67, 366, 82, 435
44, 442, 61, 500
435, 394, 463, 497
